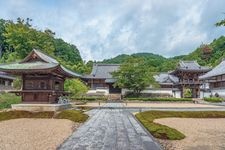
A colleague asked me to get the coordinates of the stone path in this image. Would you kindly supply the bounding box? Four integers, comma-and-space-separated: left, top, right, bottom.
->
59, 103, 161, 150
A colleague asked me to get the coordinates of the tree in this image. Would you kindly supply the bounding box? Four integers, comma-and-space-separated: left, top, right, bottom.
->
112, 57, 157, 95
2, 18, 55, 61
215, 19, 225, 26
64, 79, 88, 98
53, 38, 82, 65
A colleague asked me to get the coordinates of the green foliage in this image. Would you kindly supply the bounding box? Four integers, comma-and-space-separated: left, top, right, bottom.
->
102, 53, 168, 72
64, 79, 88, 98
136, 111, 225, 140
0, 18, 85, 74
2, 18, 55, 61
100, 36, 225, 72
215, 19, 225, 26
0, 110, 88, 123
204, 97, 224, 103
72, 96, 107, 101
53, 38, 82, 65
13, 77, 22, 90
0, 93, 21, 109
112, 57, 158, 95
124, 97, 192, 101
55, 110, 88, 123
184, 88, 192, 98
0, 111, 54, 121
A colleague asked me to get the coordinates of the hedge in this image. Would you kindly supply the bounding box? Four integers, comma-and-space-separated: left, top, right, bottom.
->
71, 97, 107, 101
204, 97, 224, 103
124, 97, 192, 101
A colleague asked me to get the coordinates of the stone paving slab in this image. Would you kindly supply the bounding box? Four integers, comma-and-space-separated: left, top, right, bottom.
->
59, 103, 161, 150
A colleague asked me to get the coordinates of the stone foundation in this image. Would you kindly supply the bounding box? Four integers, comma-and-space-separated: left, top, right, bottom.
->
11, 103, 71, 111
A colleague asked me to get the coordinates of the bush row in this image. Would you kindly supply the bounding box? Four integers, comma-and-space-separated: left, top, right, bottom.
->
204, 97, 224, 103
71, 97, 107, 101
124, 97, 192, 101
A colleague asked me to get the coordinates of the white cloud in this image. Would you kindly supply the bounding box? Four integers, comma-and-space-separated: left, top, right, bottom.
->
0, 0, 225, 60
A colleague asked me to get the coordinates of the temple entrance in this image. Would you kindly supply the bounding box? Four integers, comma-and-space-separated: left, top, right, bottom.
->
181, 86, 200, 98
184, 88, 192, 98
108, 84, 121, 94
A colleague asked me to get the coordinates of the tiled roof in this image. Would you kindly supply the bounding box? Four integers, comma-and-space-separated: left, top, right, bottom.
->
0, 71, 15, 80
154, 73, 179, 84
0, 61, 58, 70
178, 61, 210, 71
21, 49, 58, 64
83, 64, 120, 79
200, 59, 225, 80
0, 49, 80, 78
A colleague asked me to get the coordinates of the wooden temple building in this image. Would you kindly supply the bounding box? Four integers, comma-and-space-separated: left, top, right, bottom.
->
170, 61, 210, 98
0, 49, 80, 104
200, 59, 225, 98
82, 64, 121, 94
0, 71, 15, 91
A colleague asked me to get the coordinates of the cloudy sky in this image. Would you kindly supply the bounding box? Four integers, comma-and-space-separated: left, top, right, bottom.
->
0, 0, 225, 61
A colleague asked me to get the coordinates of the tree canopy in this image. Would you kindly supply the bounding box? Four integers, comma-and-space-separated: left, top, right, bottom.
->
0, 18, 92, 74
112, 57, 158, 95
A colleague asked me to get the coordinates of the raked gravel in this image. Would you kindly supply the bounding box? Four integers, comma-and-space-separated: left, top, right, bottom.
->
155, 118, 225, 150
0, 118, 80, 150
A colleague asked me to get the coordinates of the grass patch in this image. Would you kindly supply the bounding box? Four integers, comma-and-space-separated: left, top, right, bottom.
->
0, 111, 54, 122
204, 97, 223, 103
55, 110, 89, 123
0, 93, 21, 109
136, 111, 225, 140
124, 97, 192, 102
0, 110, 88, 123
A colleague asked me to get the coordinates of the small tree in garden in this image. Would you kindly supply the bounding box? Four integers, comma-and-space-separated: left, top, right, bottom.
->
112, 57, 158, 96
64, 79, 88, 98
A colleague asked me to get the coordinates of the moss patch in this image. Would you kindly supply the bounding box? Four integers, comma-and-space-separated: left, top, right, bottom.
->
55, 110, 88, 123
0, 110, 88, 123
0, 111, 54, 122
136, 111, 225, 140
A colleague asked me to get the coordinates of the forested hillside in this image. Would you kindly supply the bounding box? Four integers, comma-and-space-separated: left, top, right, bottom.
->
101, 36, 225, 72
1, 18, 225, 74
0, 18, 90, 74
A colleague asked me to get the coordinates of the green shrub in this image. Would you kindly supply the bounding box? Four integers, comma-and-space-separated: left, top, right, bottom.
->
55, 110, 88, 123
0, 111, 54, 121
204, 97, 223, 103
0, 110, 88, 123
72, 96, 107, 101
0, 93, 21, 109
124, 97, 192, 101
64, 79, 88, 98
136, 111, 225, 140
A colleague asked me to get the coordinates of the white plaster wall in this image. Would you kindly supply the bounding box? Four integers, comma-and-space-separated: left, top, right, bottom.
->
200, 91, 211, 98
211, 89, 225, 97
173, 91, 181, 98
87, 89, 109, 95
122, 88, 173, 96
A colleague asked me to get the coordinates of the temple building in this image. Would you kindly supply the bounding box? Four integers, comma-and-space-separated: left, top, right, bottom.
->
82, 64, 121, 95
0, 49, 80, 104
200, 59, 225, 98
154, 73, 180, 97
170, 61, 210, 98
0, 71, 15, 91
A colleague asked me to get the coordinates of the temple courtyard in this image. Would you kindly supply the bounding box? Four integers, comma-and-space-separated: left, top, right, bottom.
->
1, 103, 225, 149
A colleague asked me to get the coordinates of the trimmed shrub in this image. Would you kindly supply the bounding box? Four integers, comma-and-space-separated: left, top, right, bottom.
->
124, 97, 192, 101
204, 97, 223, 103
72, 96, 107, 101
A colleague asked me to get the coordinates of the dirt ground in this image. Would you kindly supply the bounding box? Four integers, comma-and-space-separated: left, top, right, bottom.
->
155, 118, 225, 150
0, 118, 80, 150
